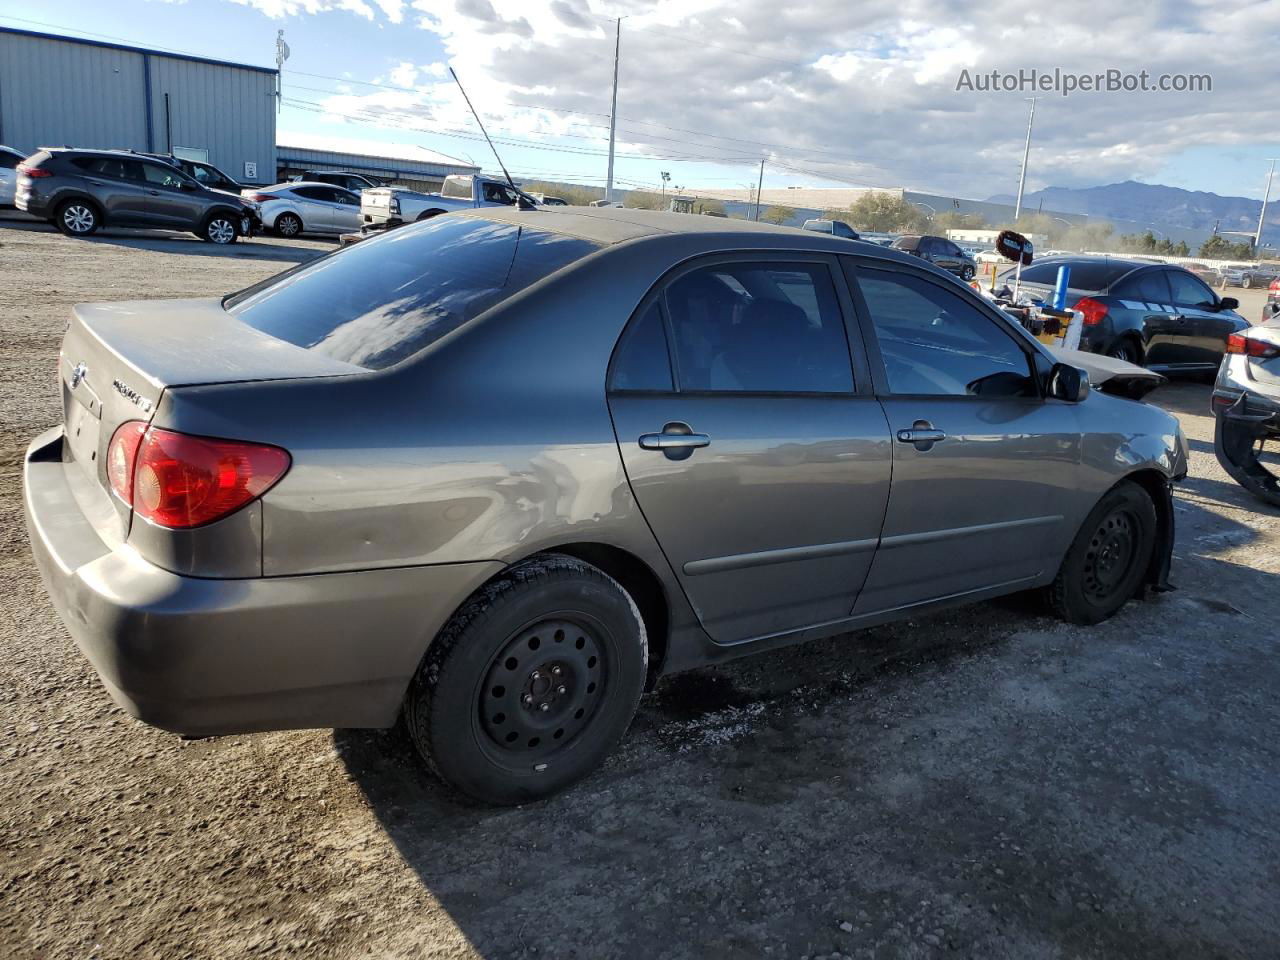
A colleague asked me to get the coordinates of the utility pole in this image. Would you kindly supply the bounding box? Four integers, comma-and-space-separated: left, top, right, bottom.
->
661, 170, 670, 201
1013, 97, 1036, 222
275, 29, 290, 113
753, 158, 765, 222
605, 18, 623, 204
1255, 158, 1276, 250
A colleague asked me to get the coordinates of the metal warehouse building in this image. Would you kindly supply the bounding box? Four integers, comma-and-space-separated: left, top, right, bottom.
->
0, 27, 276, 185
276, 133, 478, 193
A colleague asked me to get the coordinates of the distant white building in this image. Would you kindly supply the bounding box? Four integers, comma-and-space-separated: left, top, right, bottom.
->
276, 132, 478, 192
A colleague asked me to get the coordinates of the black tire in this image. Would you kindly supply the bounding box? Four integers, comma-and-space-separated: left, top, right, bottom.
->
54, 199, 100, 237
274, 212, 303, 237
1049, 481, 1157, 625
960, 265, 976, 281
404, 555, 648, 805
201, 212, 239, 245
1242, 275, 1253, 289
1106, 338, 1142, 366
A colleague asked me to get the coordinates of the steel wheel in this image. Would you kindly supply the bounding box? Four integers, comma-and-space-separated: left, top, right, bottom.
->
1081, 510, 1139, 604
1107, 340, 1140, 365
479, 617, 607, 760
61, 203, 97, 234
205, 217, 236, 244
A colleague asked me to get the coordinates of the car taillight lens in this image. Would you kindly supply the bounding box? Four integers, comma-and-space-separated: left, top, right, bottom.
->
18, 164, 52, 178
1226, 333, 1280, 358
1072, 296, 1109, 327
389, 198, 400, 214
106, 423, 290, 529
245, 193, 272, 203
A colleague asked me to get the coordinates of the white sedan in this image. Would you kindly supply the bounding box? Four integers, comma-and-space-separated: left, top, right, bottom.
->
241, 182, 362, 237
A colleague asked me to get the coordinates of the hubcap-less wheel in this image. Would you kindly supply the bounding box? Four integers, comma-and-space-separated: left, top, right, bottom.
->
277, 214, 301, 237
1081, 510, 1138, 604
63, 204, 96, 234
480, 618, 606, 759
1108, 341, 1138, 365
207, 218, 235, 244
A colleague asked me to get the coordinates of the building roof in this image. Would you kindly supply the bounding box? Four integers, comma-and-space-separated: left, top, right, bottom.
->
0, 26, 277, 75
276, 132, 476, 171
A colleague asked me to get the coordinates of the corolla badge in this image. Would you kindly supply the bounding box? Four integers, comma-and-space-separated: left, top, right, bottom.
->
70, 362, 88, 389
112, 378, 154, 414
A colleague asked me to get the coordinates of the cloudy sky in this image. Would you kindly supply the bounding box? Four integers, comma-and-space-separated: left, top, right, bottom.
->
4, 0, 1279, 201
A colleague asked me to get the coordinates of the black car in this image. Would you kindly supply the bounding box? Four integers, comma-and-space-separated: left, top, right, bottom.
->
1012, 257, 1249, 372
892, 235, 977, 281
145, 153, 243, 193
16, 148, 256, 243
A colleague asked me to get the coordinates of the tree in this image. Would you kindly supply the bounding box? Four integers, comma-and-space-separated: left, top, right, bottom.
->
933, 211, 986, 231
760, 205, 796, 225
1198, 234, 1253, 260
519, 180, 602, 206
1174, 240, 1189, 257
844, 192, 929, 232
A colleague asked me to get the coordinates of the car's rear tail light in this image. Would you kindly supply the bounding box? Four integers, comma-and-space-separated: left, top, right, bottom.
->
244, 193, 272, 203
1072, 296, 1109, 327
107, 421, 149, 504
18, 164, 51, 178
1226, 333, 1280, 358
106, 423, 290, 528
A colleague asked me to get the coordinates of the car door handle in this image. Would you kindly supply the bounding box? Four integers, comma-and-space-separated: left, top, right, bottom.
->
638, 422, 710, 460
1171, 314, 1186, 323
896, 420, 946, 451
147, 190, 160, 196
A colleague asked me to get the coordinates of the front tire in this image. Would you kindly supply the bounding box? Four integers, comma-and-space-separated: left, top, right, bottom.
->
274, 212, 303, 237
55, 200, 99, 236
201, 213, 238, 245
1049, 481, 1157, 625
404, 555, 648, 805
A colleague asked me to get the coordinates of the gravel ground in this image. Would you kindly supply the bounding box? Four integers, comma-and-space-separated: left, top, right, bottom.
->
2, 219, 1278, 960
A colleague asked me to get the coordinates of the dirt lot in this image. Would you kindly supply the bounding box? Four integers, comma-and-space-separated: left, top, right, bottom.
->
2, 219, 1279, 960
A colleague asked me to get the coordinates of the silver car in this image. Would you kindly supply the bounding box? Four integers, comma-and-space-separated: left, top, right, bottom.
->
243, 181, 361, 237
1, 144, 25, 206
24, 208, 1188, 804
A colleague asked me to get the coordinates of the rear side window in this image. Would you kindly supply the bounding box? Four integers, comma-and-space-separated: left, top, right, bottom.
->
857, 269, 1035, 397
662, 262, 854, 393
225, 217, 601, 370
1021, 260, 1136, 290
610, 302, 673, 391
71, 156, 134, 179
442, 177, 473, 200
0, 151, 20, 170
1115, 270, 1173, 302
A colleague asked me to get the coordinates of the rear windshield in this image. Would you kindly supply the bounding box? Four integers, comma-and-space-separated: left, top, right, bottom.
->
225, 217, 600, 370
1018, 259, 1135, 289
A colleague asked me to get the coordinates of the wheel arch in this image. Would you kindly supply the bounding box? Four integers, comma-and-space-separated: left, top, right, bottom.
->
55, 192, 104, 222
1118, 468, 1175, 594
273, 209, 303, 231
416, 208, 447, 221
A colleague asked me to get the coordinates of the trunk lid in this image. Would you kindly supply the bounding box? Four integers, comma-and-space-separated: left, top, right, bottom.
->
59, 298, 362, 528
360, 188, 395, 215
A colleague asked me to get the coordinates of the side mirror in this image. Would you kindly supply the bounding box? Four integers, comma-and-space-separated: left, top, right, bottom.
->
1048, 362, 1089, 403
1219, 296, 1239, 311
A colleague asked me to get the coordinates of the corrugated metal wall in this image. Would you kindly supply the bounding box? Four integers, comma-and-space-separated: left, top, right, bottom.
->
276, 147, 478, 192
0, 29, 276, 184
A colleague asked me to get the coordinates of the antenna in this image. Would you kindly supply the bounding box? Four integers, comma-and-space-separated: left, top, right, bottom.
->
449, 67, 536, 211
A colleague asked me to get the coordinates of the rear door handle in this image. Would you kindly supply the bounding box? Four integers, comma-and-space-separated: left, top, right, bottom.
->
896, 419, 946, 451
1171, 314, 1186, 323
639, 421, 710, 460
147, 190, 160, 196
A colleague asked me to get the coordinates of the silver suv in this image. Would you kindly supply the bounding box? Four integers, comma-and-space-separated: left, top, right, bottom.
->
15, 148, 254, 244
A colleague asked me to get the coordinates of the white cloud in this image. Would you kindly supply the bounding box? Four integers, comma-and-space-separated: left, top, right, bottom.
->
237, 0, 1280, 197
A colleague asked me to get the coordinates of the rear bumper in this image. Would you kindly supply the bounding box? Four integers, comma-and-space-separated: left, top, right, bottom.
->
24, 427, 503, 735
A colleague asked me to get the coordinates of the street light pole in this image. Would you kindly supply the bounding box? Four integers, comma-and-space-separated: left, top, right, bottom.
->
605, 17, 623, 205
753, 158, 764, 222
1254, 158, 1276, 250
1013, 97, 1037, 222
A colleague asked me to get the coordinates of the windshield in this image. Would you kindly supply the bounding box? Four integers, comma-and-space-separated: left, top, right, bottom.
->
225, 217, 601, 370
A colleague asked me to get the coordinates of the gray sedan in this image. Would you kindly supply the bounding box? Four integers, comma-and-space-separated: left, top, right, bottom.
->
24, 208, 1188, 804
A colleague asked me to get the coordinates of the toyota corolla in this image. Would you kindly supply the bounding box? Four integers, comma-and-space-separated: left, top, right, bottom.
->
24, 208, 1188, 804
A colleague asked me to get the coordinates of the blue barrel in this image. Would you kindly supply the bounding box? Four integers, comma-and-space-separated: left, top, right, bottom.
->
1052, 265, 1071, 310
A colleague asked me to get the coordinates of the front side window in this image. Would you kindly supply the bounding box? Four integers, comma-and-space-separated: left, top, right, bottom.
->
1166, 270, 1216, 307
856, 269, 1035, 397
141, 162, 186, 188
662, 262, 855, 393
225, 217, 600, 370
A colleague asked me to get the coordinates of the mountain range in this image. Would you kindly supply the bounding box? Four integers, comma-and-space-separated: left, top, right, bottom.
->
987, 180, 1271, 240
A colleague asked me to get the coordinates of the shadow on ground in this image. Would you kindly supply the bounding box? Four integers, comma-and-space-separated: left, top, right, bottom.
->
333, 494, 1277, 958
0, 216, 326, 263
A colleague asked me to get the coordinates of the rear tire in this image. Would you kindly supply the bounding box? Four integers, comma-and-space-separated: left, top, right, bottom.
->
1106, 338, 1142, 366
960, 265, 975, 281
1049, 481, 1157, 625
274, 212, 302, 237
404, 555, 648, 805
55, 199, 99, 237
